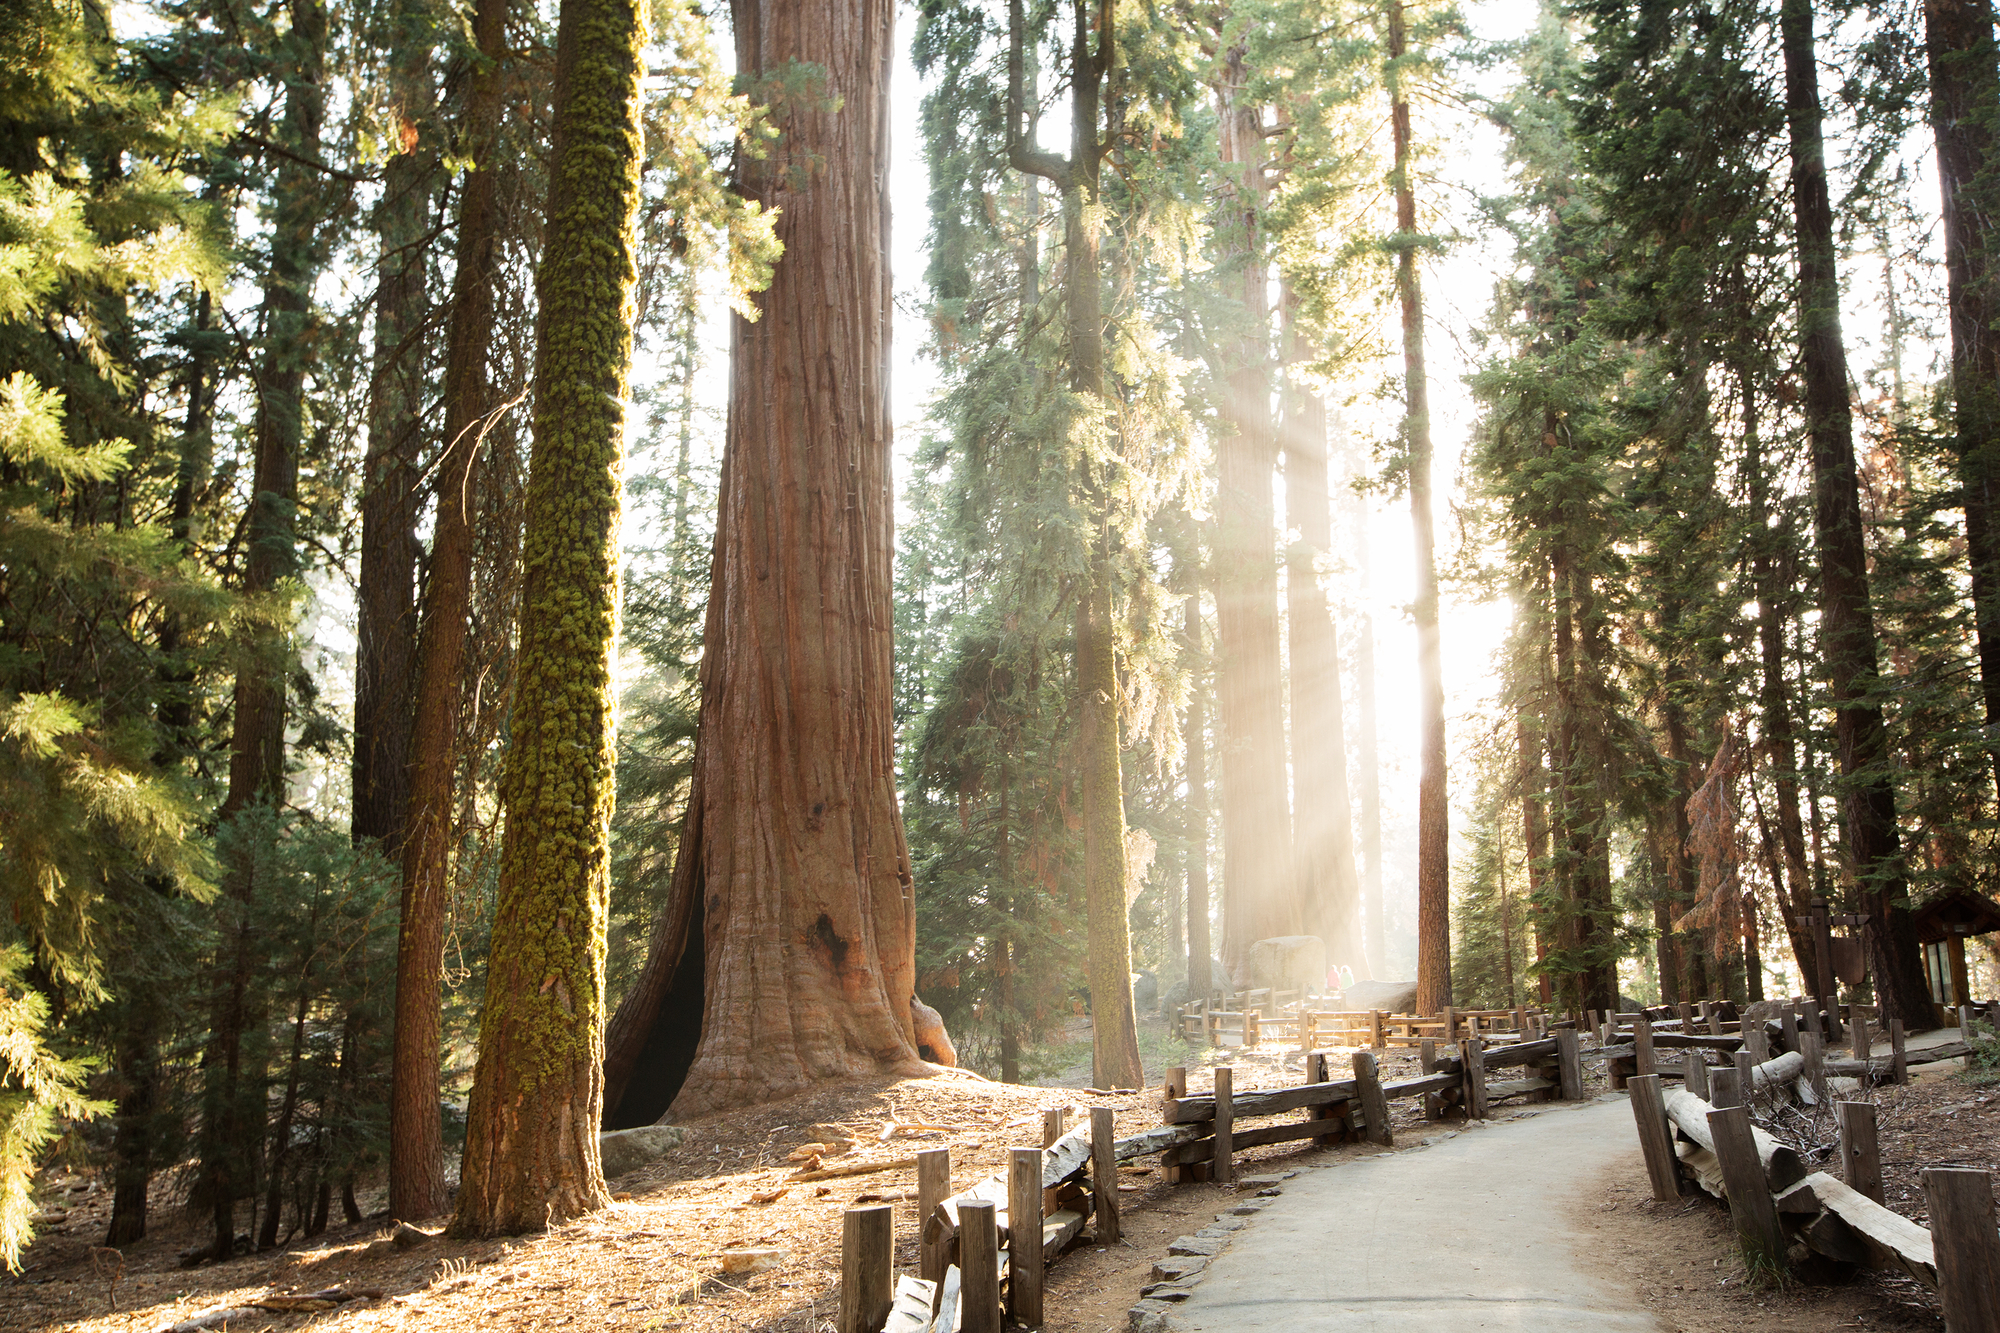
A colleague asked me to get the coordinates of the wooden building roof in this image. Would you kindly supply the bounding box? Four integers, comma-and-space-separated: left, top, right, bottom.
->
1911, 889, 2000, 945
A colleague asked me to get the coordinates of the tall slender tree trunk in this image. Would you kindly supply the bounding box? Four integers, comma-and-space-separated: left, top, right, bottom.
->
201, 0, 326, 1258
1517, 713, 1551, 1004
600, 0, 933, 1120
1739, 366, 1820, 983
352, 3, 438, 855
104, 1007, 155, 1246
1345, 429, 1386, 976
1185, 589, 1213, 1003
1925, 0, 2000, 790
1780, 0, 1933, 1025
1390, 0, 1449, 1014
1280, 289, 1364, 979
1212, 52, 1299, 975
391, 0, 508, 1223
450, 0, 646, 1236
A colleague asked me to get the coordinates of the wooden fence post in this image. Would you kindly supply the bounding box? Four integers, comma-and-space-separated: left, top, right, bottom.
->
1090, 1106, 1119, 1244
1212, 1066, 1235, 1182
1628, 1074, 1682, 1202
1635, 1017, 1656, 1078
917, 1149, 951, 1287
1710, 1004, 1728, 1038
1161, 1067, 1188, 1184
1007, 1148, 1042, 1327
1556, 1027, 1584, 1101
1837, 1102, 1883, 1205
959, 1200, 1001, 1333
1732, 1051, 1757, 1108
1307, 1051, 1341, 1144
1678, 1001, 1694, 1032
1780, 1008, 1799, 1054
1961, 1004, 1977, 1043
1744, 1024, 1770, 1066
1685, 1052, 1709, 1101
1370, 1009, 1385, 1049
1354, 1050, 1393, 1146
1890, 1019, 1908, 1085
1419, 1038, 1444, 1120
1708, 1105, 1788, 1280
1246, 1009, 1261, 1048
1441, 1005, 1456, 1043
1459, 1038, 1489, 1120
1709, 1066, 1742, 1110
1851, 1009, 1871, 1064
1924, 1168, 2000, 1333
838, 1205, 894, 1333
1799, 1030, 1827, 1105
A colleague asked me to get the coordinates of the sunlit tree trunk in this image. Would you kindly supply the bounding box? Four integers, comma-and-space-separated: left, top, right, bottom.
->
391, 0, 508, 1224
1344, 432, 1385, 977
1185, 589, 1212, 1003
600, 0, 934, 1119
1212, 54, 1300, 975
1780, 0, 1932, 1025
450, 0, 646, 1236
1280, 290, 1364, 979
1389, 0, 1449, 1013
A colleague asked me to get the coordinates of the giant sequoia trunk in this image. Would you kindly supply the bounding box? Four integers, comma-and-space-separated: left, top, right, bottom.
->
599, 0, 931, 1121
390, 0, 507, 1224
1780, 0, 1933, 1026
449, 0, 645, 1237
1280, 293, 1364, 978
1212, 54, 1300, 973
1389, 0, 1450, 1013
200, 0, 325, 1258
1925, 0, 2000, 788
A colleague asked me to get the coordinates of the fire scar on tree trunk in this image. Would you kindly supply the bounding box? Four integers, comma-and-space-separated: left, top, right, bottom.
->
600, 0, 929, 1122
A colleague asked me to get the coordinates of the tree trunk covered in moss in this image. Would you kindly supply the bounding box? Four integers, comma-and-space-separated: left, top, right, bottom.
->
1280, 288, 1364, 980
600, 0, 929, 1121
1389, 0, 1449, 1015
200, 0, 326, 1260
449, 0, 644, 1238
1780, 0, 1932, 1027
391, 0, 508, 1225
1212, 52, 1299, 975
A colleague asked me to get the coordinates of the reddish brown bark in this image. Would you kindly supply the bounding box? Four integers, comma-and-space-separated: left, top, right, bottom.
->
1389, 0, 1449, 1013
388, 0, 507, 1224
601, 0, 927, 1120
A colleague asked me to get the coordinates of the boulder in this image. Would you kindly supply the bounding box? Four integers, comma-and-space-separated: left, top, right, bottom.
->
598, 1124, 685, 1178
1340, 979, 1419, 1013
1740, 999, 1792, 1025
1158, 977, 1189, 1017
912, 995, 957, 1067
1247, 936, 1326, 993
1132, 970, 1159, 1012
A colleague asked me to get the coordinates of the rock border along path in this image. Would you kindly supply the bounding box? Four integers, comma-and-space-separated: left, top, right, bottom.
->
1134, 1095, 1664, 1332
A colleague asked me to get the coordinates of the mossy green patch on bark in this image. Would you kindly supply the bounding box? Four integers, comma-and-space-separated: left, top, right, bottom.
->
452, 0, 646, 1239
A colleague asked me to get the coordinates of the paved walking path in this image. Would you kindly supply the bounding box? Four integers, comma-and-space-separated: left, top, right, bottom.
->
1170, 1097, 1663, 1332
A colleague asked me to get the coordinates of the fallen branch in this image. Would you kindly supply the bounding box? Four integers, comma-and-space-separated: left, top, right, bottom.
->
788, 1156, 919, 1182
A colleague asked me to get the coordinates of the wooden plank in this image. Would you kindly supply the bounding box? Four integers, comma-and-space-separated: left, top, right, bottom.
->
1460, 1038, 1488, 1119
1213, 1066, 1234, 1182
1684, 1051, 1709, 1101
1160, 1112, 1358, 1167
1557, 1027, 1584, 1101
1850, 1010, 1871, 1063
1629, 1075, 1682, 1202
1709, 1067, 1742, 1110
1380, 1071, 1460, 1100
1006, 1149, 1041, 1327
917, 1149, 951, 1287
1743, 1025, 1770, 1066
1355, 1050, 1393, 1146
1924, 1168, 2000, 1331
1799, 1030, 1827, 1105
1306, 1050, 1343, 1143
1709, 1105, 1788, 1277
1837, 1101, 1883, 1205
1663, 1087, 1805, 1192
1774, 1172, 1936, 1288
958, 1202, 1000, 1333
1159, 1068, 1187, 1184
1089, 1106, 1119, 1244
1479, 1037, 1560, 1070
1111, 1122, 1201, 1163
1038, 1124, 1092, 1189
926, 1266, 961, 1333
1041, 1207, 1085, 1257
884, 1277, 937, 1333
839, 1205, 894, 1333
1487, 1075, 1557, 1099
1160, 1077, 1357, 1124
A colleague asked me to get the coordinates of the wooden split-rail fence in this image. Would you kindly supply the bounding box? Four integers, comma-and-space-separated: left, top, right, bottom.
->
836, 1025, 1598, 1332
1176, 996, 1554, 1050
1624, 1054, 2000, 1333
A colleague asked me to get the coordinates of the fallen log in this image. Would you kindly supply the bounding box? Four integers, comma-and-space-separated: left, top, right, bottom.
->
1774, 1172, 1937, 1288
1662, 1087, 1805, 1192
1749, 1051, 1804, 1091
789, 1156, 919, 1182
